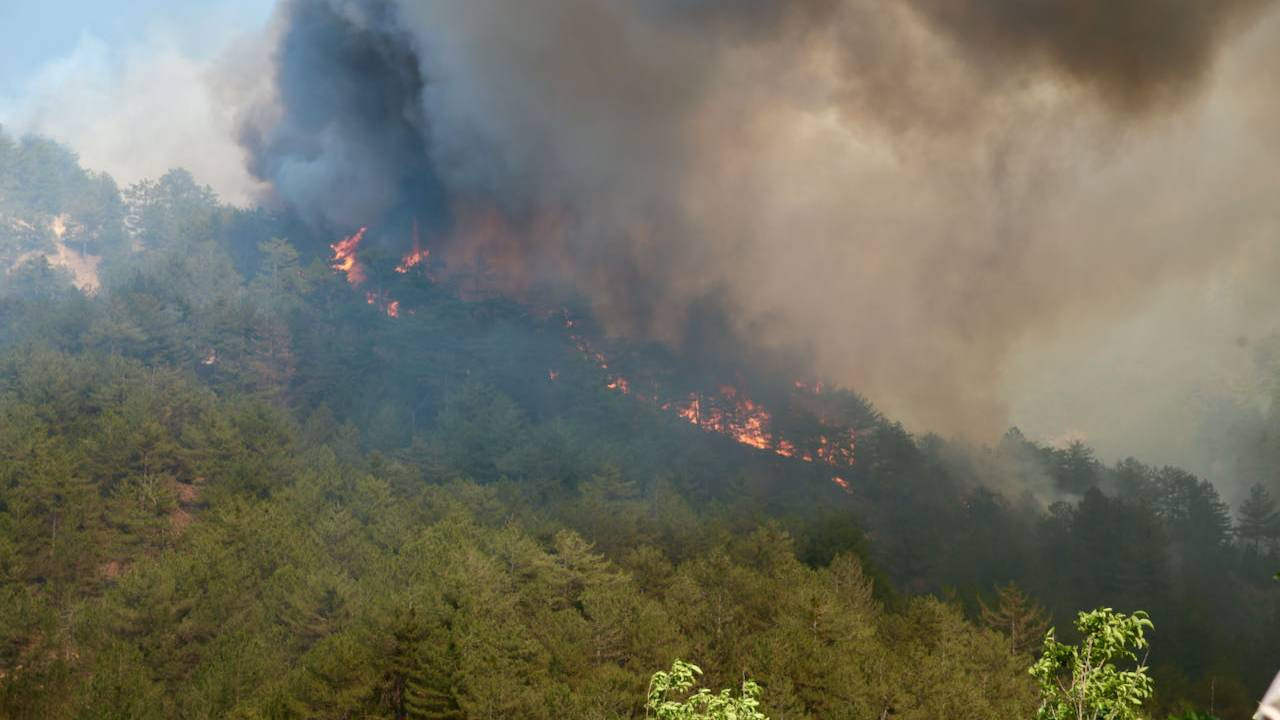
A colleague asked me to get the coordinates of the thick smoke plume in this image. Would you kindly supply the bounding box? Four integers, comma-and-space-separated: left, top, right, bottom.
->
239, 0, 1280, 439
906, 0, 1270, 112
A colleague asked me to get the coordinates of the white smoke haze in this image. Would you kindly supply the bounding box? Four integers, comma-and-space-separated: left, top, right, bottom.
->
1003, 9, 1280, 489
1, 20, 266, 205
5, 0, 1280, 490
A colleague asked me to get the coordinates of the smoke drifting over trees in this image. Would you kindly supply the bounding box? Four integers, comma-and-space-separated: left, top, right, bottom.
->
234, 0, 1280, 442
5, 4, 1280, 715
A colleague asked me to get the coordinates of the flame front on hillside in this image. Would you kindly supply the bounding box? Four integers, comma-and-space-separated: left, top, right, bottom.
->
328, 228, 856, 492
331, 227, 367, 285
395, 221, 428, 274
333, 225, 424, 317
565, 314, 857, 489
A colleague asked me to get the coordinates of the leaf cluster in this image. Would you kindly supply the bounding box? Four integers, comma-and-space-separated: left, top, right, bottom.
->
1030, 609, 1155, 720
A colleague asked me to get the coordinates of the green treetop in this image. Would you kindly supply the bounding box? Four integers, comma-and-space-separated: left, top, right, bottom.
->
1030, 608, 1154, 720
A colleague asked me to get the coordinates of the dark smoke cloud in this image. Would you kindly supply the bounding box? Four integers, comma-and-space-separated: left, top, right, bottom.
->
905, 0, 1270, 112
238, 0, 1280, 440
239, 0, 449, 233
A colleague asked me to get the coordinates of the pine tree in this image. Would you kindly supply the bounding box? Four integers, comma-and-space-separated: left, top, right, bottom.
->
286, 632, 380, 719
7, 436, 105, 599
379, 604, 464, 720
403, 637, 465, 720
979, 582, 1051, 656
251, 237, 311, 315
1238, 483, 1280, 553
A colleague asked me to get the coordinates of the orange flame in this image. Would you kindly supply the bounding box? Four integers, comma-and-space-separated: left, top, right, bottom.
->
677, 395, 700, 424
395, 220, 429, 273
794, 379, 823, 394
565, 320, 856, 477
364, 290, 400, 318
331, 227, 367, 285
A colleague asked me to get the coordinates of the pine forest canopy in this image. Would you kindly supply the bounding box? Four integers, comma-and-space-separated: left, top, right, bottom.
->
2, 124, 1280, 718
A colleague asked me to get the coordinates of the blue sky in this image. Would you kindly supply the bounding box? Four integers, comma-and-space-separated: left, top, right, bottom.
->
0, 1, 278, 203
0, 0, 274, 97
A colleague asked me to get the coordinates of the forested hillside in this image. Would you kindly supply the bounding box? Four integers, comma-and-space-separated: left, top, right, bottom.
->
2, 131, 1278, 718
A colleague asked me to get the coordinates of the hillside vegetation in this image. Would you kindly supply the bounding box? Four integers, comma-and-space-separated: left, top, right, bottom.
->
2, 130, 1277, 718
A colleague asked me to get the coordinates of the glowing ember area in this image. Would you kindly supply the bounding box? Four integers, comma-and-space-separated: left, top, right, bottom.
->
329, 226, 421, 318
813, 432, 857, 466
669, 389, 772, 451
365, 290, 400, 318
563, 311, 856, 480
395, 222, 429, 273
324, 231, 860, 485
676, 395, 700, 424
395, 247, 428, 273
331, 227, 367, 285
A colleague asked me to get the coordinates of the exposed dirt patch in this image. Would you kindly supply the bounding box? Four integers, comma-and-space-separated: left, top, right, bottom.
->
100, 559, 123, 579
169, 478, 202, 533
49, 214, 101, 292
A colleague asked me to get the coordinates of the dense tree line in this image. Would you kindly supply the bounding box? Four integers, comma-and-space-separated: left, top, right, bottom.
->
2, 130, 1278, 718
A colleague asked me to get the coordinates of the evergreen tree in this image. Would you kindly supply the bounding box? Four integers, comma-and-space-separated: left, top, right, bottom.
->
979, 582, 1051, 656
250, 237, 311, 315
3, 131, 1278, 719
375, 603, 466, 720
1237, 483, 1280, 553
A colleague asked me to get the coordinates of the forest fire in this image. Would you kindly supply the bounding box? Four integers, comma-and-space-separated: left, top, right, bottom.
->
562, 314, 858, 480
395, 246, 428, 274
330, 224, 433, 318
330, 227, 367, 285
668, 389, 772, 450
364, 290, 400, 318
327, 235, 857, 485
665, 387, 857, 495
395, 222, 428, 273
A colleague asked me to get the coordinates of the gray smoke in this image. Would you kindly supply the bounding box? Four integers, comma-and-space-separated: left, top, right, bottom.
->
238, 0, 1280, 446
906, 0, 1270, 113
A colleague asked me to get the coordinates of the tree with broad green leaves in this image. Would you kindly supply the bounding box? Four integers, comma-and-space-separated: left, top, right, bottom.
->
1029, 608, 1154, 720
646, 660, 767, 720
